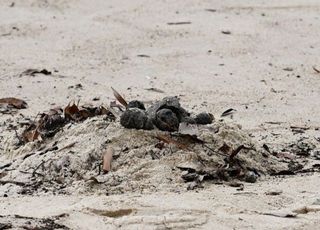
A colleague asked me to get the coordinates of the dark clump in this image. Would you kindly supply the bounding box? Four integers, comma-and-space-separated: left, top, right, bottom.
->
147, 96, 189, 123
128, 100, 146, 110
120, 108, 151, 130
244, 171, 258, 183
120, 96, 213, 132
195, 112, 214, 124
41, 113, 65, 130
155, 109, 179, 132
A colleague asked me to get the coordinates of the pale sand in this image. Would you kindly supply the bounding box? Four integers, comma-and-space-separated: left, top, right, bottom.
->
1, 0, 320, 229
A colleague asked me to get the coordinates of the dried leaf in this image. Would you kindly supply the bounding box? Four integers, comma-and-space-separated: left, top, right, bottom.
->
221, 30, 231, 35
78, 109, 93, 120
313, 66, 320, 74
21, 68, 51, 76
283, 67, 293, 71
221, 108, 236, 117
0, 97, 27, 109
293, 206, 320, 214
102, 147, 114, 173
145, 88, 165, 93
22, 128, 41, 142
156, 134, 189, 150
167, 22, 191, 25
89, 208, 136, 218
64, 103, 79, 120
205, 9, 217, 12
262, 144, 271, 153
110, 101, 125, 111
111, 87, 128, 108
57, 142, 77, 152
137, 54, 150, 58
261, 212, 297, 218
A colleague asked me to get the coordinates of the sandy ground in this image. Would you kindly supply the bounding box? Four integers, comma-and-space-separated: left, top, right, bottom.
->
1, 0, 320, 229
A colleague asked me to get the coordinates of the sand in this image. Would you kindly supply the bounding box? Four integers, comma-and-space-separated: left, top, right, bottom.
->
1, 0, 320, 229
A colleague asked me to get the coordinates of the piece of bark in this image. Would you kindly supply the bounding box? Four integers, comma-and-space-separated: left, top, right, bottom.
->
102, 147, 114, 173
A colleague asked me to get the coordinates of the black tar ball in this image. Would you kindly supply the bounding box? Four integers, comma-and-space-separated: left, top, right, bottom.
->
120, 108, 148, 129
155, 108, 179, 132
128, 100, 146, 110
195, 112, 214, 125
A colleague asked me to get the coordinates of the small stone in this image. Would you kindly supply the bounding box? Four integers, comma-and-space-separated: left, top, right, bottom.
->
195, 112, 214, 124
187, 181, 198, 190
155, 108, 179, 131
128, 100, 146, 110
120, 108, 148, 129
244, 171, 258, 183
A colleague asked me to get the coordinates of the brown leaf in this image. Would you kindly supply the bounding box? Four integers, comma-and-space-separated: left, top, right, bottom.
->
111, 87, 128, 108
313, 66, 320, 74
0, 97, 27, 109
78, 109, 93, 120
102, 147, 114, 173
89, 208, 136, 218
64, 103, 79, 120
156, 134, 189, 150
22, 128, 41, 142
293, 206, 320, 214
221, 108, 236, 117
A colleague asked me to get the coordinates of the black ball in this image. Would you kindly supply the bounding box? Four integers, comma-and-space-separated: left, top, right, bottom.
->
155, 109, 179, 132
120, 108, 148, 129
128, 100, 146, 110
195, 113, 214, 125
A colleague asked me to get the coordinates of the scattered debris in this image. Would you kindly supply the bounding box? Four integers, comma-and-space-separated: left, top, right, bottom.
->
20, 102, 113, 143
259, 211, 297, 218
205, 9, 217, 12
137, 54, 150, 58
195, 113, 214, 125
312, 66, 320, 74
262, 144, 271, 153
119, 95, 214, 132
89, 208, 136, 218
221, 108, 236, 117
244, 171, 258, 183
102, 147, 114, 173
1, 89, 317, 196
111, 87, 128, 108
167, 22, 192, 25
293, 206, 320, 214
290, 125, 309, 134
20, 68, 52, 76
265, 190, 283, 196
68, 83, 83, 89
221, 30, 231, 35
0, 214, 69, 230
287, 140, 315, 156
0, 97, 27, 109
145, 88, 165, 93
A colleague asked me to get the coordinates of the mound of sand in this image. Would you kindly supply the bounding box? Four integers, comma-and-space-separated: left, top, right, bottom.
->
0, 113, 286, 196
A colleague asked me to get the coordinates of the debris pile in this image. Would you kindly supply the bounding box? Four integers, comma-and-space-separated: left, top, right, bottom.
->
21, 102, 115, 143
2, 89, 317, 196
